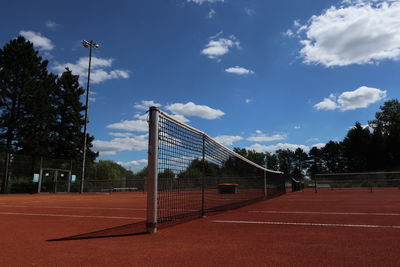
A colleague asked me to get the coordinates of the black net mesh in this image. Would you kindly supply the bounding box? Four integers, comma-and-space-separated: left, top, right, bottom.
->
155, 112, 286, 223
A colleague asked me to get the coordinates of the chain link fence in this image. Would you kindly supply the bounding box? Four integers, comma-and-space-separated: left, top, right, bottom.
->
0, 151, 146, 194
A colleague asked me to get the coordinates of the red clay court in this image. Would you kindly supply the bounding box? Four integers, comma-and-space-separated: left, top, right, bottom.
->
1, 188, 400, 266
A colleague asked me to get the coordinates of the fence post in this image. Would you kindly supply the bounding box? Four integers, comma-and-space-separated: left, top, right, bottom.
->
1, 152, 10, 194
314, 174, 318, 193
67, 160, 72, 193
264, 171, 267, 199
201, 135, 206, 217
38, 157, 43, 193
147, 107, 159, 234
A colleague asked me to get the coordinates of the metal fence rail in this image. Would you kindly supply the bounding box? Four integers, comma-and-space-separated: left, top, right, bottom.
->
0, 151, 146, 194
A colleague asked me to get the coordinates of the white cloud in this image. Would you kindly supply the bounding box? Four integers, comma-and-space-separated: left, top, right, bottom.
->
244, 8, 255, 16
45, 20, 59, 30
214, 135, 243, 146
314, 86, 387, 111
106, 120, 148, 132
93, 134, 148, 156
293, 20, 301, 28
19, 30, 54, 51
283, 29, 295, 37
245, 99, 252, 104
168, 114, 190, 123
52, 57, 129, 84
225, 66, 254, 75
338, 86, 387, 110
247, 130, 286, 142
118, 159, 148, 167
108, 132, 133, 137
88, 91, 96, 102
165, 102, 224, 120
134, 113, 148, 121
294, 126, 301, 129
314, 94, 338, 110
201, 35, 240, 60
246, 143, 310, 153
187, 0, 224, 4
296, 1, 400, 66
207, 9, 216, 19
134, 100, 162, 110
311, 143, 326, 149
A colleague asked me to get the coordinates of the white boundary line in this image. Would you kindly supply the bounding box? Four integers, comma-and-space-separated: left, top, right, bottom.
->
0, 212, 145, 220
210, 220, 400, 229
249, 210, 400, 216
0, 204, 146, 211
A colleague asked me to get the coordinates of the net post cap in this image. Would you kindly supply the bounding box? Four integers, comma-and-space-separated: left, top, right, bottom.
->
149, 106, 159, 112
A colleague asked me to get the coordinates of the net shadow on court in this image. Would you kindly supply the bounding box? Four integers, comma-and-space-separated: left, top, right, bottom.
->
47, 221, 148, 241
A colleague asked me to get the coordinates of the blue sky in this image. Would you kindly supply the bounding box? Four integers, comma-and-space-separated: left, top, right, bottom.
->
1, 0, 400, 171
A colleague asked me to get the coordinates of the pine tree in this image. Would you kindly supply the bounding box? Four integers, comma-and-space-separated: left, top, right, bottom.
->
341, 122, 372, 172
53, 68, 98, 162
53, 68, 85, 158
370, 99, 400, 169
0, 36, 58, 192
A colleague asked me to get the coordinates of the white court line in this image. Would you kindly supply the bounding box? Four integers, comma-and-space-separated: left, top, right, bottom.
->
0, 212, 145, 220
0, 204, 146, 211
0, 204, 197, 212
210, 220, 400, 229
249, 210, 400, 216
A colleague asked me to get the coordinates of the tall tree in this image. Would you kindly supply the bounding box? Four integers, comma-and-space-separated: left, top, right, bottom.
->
293, 148, 308, 180
370, 99, 400, 169
0, 36, 58, 192
369, 122, 386, 170
341, 122, 372, 172
53, 68, 96, 160
308, 146, 325, 178
276, 149, 295, 175
322, 141, 345, 173
265, 152, 279, 171
0, 36, 55, 152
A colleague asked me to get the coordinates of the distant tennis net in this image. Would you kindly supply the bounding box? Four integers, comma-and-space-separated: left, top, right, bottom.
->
314, 172, 400, 192
146, 107, 286, 233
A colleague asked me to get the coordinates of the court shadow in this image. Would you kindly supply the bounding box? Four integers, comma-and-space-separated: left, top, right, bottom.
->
47, 221, 148, 241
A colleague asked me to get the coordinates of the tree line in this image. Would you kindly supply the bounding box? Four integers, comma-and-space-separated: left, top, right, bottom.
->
0, 36, 98, 192
234, 99, 400, 179
0, 36, 97, 160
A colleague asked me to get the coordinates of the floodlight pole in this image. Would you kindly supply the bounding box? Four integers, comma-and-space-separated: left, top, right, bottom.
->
80, 40, 99, 194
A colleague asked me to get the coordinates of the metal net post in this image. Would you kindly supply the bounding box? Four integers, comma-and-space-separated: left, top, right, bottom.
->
146, 107, 159, 234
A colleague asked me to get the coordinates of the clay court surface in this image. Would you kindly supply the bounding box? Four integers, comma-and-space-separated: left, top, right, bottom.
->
0, 188, 399, 267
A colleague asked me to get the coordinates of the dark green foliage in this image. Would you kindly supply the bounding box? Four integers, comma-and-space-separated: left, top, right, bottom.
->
0, 36, 55, 152
276, 149, 295, 175
53, 68, 85, 158
134, 166, 148, 177
322, 141, 345, 173
308, 146, 325, 178
293, 148, 309, 180
0, 37, 97, 160
342, 122, 372, 172
265, 152, 278, 171
92, 160, 134, 181
9, 177, 36, 193
233, 148, 266, 166
369, 99, 400, 169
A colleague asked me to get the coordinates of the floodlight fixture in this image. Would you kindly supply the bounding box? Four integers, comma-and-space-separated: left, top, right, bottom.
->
82, 40, 100, 49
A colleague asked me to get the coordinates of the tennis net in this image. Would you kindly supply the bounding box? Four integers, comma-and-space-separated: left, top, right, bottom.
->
314, 172, 400, 192
146, 107, 286, 233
